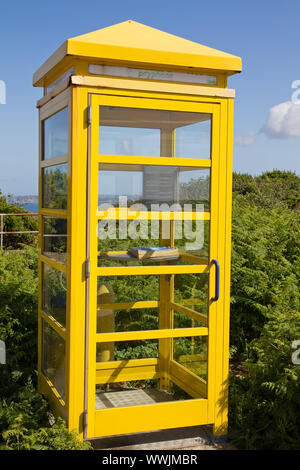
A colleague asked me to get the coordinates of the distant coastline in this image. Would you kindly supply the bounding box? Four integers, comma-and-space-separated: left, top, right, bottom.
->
7, 195, 38, 205
7, 196, 39, 213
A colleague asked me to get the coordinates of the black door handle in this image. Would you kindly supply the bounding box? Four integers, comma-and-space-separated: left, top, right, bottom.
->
211, 259, 219, 302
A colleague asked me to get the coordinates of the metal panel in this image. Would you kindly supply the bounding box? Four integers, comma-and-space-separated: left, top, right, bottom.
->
93, 399, 209, 438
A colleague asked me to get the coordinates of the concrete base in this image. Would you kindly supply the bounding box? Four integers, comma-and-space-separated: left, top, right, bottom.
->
91, 425, 235, 450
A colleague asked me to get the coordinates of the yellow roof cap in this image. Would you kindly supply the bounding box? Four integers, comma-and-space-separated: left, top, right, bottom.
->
33, 20, 242, 86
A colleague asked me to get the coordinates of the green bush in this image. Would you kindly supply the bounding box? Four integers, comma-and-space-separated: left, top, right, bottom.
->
229, 308, 300, 449
0, 381, 91, 450
0, 190, 38, 250
0, 245, 38, 393
229, 170, 300, 449
233, 170, 300, 210
0, 171, 299, 449
0, 244, 91, 450
230, 196, 300, 353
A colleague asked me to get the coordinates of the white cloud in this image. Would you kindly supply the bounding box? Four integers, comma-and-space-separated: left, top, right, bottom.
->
262, 101, 300, 138
235, 131, 256, 146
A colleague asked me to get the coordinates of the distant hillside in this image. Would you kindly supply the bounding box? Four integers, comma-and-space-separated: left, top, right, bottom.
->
7, 195, 38, 204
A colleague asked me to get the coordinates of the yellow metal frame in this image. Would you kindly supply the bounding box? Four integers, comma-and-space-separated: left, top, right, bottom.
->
38, 88, 71, 417
83, 92, 220, 438
37, 78, 234, 441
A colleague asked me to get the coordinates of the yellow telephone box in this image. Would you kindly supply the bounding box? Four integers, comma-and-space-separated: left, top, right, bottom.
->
33, 20, 242, 440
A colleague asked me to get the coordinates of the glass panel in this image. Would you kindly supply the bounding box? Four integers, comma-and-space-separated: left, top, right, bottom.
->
100, 126, 160, 157
42, 320, 65, 399
175, 120, 211, 158
96, 273, 208, 333
43, 263, 66, 327
98, 163, 210, 210
97, 276, 159, 304
175, 220, 210, 258
97, 219, 209, 266
43, 217, 67, 263
97, 276, 157, 336
43, 107, 68, 160
98, 308, 159, 335
97, 305, 206, 335
96, 340, 158, 362
99, 106, 211, 158
173, 336, 208, 385
174, 273, 209, 318
42, 163, 68, 209
95, 379, 193, 410
173, 310, 204, 328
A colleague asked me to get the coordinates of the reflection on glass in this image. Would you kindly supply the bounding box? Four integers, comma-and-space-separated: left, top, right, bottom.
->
43, 263, 66, 327
173, 336, 208, 384
98, 164, 210, 210
43, 107, 68, 160
99, 106, 211, 158
42, 320, 65, 399
42, 164, 68, 209
43, 217, 67, 263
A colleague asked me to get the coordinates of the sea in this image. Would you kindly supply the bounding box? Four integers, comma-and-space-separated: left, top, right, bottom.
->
21, 202, 39, 213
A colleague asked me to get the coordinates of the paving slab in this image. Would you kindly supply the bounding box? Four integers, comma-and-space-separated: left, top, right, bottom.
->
91, 425, 236, 450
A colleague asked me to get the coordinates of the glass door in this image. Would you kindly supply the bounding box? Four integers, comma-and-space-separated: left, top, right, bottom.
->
86, 93, 220, 438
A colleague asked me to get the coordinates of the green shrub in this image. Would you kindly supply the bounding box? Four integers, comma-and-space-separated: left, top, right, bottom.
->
229, 308, 300, 449
2, 418, 92, 450
0, 379, 92, 450
0, 244, 90, 450
230, 196, 300, 353
0, 190, 38, 250
0, 245, 38, 394
229, 170, 300, 449
233, 170, 300, 210
1, 171, 300, 450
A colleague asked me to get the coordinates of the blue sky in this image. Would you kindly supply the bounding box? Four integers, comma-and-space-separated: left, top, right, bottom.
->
0, 0, 299, 195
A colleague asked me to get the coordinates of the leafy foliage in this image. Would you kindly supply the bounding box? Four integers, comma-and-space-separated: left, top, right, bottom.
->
229, 308, 300, 449
0, 389, 91, 450
233, 170, 300, 210
2, 418, 91, 450
230, 197, 300, 352
0, 245, 38, 391
229, 170, 300, 449
0, 190, 38, 249
0, 169, 299, 449
0, 245, 90, 450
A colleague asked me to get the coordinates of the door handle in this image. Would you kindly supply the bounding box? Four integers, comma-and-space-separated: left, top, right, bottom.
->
211, 259, 219, 302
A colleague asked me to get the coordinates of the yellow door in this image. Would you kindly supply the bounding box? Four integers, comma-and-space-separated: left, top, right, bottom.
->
85, 91, 221, 438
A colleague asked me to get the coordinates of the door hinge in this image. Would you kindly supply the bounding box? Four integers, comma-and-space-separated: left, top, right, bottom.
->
86, 258, 90, 279
87, 105, 92, 126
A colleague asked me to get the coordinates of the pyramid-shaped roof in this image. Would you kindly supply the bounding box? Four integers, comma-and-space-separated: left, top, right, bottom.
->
33, 20, 242, 86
